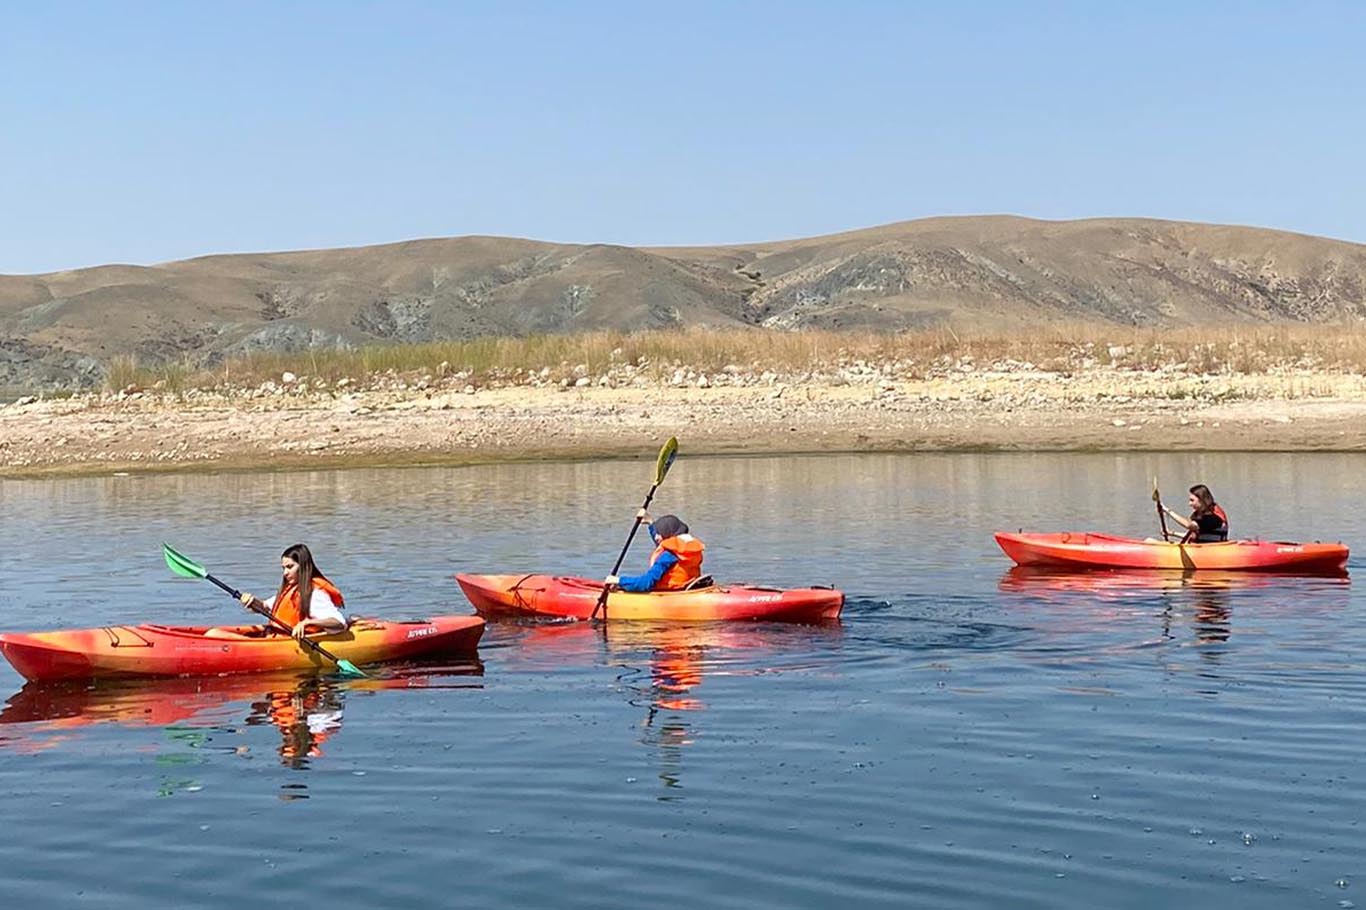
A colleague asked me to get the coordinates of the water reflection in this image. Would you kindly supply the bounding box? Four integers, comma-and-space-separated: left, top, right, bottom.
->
623, 627, 707, 798
998, 565, 1349, 596
0, 661, 484, 782
244, 676, 346, 769
503, 621, 842, 797
999, 566, 1350, 666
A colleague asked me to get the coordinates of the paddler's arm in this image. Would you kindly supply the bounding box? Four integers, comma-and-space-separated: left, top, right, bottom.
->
1163, 507, 1194, 530
289, 616, 346, 640
609, 551, 678, 593
239, 592, 268, 612
291, 591, 348, 640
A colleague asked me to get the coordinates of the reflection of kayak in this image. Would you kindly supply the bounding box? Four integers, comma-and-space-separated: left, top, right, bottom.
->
0, 674, 305, 756
456, 574, 844, 622
1, 664, 484, 729
995, 532, 1349, 572
0, 664, 483, 757
996, 565, 1330, 595
0, 673, 291, 729
507, 615, 840, 655
0, 615, 486, 682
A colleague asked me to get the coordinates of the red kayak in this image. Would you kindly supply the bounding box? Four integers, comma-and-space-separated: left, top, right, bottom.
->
0, 614, 485, 682
995, 531, 1349, 572
456, 574, 843, 622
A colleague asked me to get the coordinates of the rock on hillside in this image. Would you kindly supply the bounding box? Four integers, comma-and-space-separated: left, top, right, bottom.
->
2, 215, 1365, 389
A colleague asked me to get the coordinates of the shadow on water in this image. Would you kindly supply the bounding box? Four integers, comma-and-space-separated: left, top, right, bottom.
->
494, 619, 843, 798
0, 659, 484, 794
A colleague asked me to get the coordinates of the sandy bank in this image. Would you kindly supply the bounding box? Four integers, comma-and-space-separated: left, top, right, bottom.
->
3, 365, 1366, 478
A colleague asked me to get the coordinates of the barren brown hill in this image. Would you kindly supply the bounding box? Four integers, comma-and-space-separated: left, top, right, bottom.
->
4, 215, 1366, 389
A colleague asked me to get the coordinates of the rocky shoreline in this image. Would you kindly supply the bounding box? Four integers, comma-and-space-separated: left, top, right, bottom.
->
4, 360, 1366, 477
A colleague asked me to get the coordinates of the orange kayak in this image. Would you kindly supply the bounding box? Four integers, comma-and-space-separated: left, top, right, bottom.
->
456, 574, 843, 622
995, 531, 1349, 572
0, 614, 485, 682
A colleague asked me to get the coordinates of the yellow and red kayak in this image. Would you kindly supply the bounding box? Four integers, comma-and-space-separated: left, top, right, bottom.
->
0, 615, 485, 682
456, 574, 843, 622
995, 531, 1349, 572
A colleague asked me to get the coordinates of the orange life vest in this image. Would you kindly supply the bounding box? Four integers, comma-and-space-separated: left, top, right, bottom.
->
649, 534, 705, 591
270, 575, 345, 628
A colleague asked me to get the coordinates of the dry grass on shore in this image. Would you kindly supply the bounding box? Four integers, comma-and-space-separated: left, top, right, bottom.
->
104, 324, 1366, 392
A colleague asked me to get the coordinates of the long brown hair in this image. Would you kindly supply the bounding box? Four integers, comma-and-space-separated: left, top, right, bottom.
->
1188, 484, 1218, 518
274, 543, 330, 618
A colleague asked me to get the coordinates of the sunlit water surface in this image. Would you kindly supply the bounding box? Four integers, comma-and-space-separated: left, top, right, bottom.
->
1, 453, 1363, 908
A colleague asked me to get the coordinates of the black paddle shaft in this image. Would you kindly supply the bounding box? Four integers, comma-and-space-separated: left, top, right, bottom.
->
607, 481, 664, 577
1156, 501, 1172, 541
1153, 485, 1173, 542
204, 573, 242, 600
207, 571, 348, 665
591, 480, 663, 620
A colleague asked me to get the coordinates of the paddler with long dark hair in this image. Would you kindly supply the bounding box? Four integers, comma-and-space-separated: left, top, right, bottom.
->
237, 543, 348, 640
1162, 484, 1229, 543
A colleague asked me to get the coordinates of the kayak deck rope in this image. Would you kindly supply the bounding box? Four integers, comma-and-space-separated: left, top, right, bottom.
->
103, 626, 154, 649
507, 574, 544, 609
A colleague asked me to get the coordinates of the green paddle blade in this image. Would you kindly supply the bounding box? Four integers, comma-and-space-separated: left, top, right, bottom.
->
163, 543, 208, 579
335, 659, 366, 678
655, 437, 679, 485
1151, 477, 1161, 503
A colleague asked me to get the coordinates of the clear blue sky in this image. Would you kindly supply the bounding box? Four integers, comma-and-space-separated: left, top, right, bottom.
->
2, 1, 1362, 274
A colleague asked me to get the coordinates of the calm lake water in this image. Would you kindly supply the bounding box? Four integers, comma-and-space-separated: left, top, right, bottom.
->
0, 453, 1362, 909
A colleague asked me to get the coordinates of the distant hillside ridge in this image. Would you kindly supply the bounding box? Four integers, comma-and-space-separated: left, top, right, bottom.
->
3, 215, 1365, 389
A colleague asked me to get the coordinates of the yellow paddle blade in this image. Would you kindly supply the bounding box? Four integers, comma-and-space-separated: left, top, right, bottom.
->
655, 437, 679, 485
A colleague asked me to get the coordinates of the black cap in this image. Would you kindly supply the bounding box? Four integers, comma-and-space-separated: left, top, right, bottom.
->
652, 514, 688, 539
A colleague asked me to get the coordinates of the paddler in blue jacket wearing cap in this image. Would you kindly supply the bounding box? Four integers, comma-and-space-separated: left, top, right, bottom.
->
605, 511, 706, 592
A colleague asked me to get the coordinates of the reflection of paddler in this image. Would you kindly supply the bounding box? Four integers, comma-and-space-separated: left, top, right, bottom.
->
649, 629, 705, 712
250, 677, 345, 766
1191, 591, 1232, 646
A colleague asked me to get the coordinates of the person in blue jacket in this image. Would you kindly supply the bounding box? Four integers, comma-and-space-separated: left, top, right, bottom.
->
605, 511, 706, 593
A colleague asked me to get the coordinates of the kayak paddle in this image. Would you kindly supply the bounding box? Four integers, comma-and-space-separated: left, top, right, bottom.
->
162, 543, 367, 677
591, 437, 679, 621
1152, 478, 1173, 542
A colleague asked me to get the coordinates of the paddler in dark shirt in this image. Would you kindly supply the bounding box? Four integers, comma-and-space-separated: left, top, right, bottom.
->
1163, 484, 1229, 543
